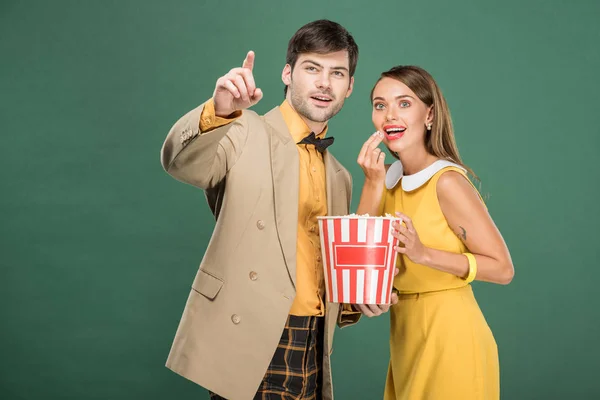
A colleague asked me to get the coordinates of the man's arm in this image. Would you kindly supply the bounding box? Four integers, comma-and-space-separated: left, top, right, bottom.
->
337, 303, 361, 328
160, 100, 247, 190
160, 51, 263, 190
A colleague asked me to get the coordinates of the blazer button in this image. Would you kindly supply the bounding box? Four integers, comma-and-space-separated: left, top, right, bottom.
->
256, 220, 265, 230
249, 271, 258, 281
231, 314, 241, 324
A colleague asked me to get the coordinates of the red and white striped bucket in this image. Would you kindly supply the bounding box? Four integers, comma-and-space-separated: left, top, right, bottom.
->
317, 216, 400, 305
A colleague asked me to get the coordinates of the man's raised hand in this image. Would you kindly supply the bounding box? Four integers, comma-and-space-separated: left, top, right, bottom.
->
213, 51, 264, 117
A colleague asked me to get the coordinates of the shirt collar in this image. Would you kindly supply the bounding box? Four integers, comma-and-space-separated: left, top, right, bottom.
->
279, 100, 328, 143
385, 159, 466, 191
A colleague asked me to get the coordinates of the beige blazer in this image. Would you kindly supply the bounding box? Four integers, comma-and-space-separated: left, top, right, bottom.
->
160, 101, 358, 400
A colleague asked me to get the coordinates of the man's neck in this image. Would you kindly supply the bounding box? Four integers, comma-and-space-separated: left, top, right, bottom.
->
300, 115, 327, 136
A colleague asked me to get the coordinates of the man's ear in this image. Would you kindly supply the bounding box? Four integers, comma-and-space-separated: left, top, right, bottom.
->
281, 64, 292, 86
345, 76, 355, 98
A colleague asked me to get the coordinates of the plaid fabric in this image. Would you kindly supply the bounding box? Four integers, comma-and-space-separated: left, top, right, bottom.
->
209, 314, 324, 400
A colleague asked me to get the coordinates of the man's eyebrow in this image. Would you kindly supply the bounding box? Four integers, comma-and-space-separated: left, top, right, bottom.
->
301, 60, 349, 72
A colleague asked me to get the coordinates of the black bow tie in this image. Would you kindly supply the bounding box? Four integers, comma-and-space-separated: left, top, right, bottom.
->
297, 132, 334, 153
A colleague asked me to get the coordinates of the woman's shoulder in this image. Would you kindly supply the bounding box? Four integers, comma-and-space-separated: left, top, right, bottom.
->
436, 168, 485, 208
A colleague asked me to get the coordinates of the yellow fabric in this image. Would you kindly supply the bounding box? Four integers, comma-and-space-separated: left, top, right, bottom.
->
199, 98, 242, 132
279, 100, 328, 316
380, 166, 499, 400
384, 286, 499, 400
199, 99, 352, 317
463, 252, 478, 283
380, 166, 481, 294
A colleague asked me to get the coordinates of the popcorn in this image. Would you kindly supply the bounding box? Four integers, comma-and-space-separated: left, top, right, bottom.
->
341, 213, 395, 218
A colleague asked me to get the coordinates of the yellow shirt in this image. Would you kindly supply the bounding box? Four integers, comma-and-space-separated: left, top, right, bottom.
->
199, 99, 329, 316
279, 100, 328, 316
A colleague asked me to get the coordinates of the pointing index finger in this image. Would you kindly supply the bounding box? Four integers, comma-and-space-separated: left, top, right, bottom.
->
242, 50, 255, 70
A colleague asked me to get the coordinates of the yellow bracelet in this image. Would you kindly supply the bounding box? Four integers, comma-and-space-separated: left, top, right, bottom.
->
463, 252, 477, 284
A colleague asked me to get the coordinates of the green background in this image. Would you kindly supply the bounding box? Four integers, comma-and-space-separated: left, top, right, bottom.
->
1, 0, 599, 399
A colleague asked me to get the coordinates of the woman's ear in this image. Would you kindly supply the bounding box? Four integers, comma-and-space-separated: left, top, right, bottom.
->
426, 105, 434, 126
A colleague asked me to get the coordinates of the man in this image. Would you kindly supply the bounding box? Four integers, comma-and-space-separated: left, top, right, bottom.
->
160, 19, 392, 400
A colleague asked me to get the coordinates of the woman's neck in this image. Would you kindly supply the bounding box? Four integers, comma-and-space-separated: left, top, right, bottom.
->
398, 147, 439, 175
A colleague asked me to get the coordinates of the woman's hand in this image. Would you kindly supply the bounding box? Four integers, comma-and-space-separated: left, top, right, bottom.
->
357, 131, 386, 184
393, 212, 429, 265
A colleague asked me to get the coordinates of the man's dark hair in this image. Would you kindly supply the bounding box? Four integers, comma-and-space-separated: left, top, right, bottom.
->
284, 19, 359, 96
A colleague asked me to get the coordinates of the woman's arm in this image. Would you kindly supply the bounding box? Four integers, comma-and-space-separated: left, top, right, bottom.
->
394, 171, 514, 285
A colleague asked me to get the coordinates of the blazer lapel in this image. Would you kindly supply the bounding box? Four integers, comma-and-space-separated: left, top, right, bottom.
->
263, 108, 299, 288
324, 151, 345, 216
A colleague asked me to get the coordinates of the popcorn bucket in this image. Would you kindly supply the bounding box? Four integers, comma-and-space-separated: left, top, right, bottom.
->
317, 216, 401, 305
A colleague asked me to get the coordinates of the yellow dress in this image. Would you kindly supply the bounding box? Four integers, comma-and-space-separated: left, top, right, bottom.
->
380, 160, 499, 400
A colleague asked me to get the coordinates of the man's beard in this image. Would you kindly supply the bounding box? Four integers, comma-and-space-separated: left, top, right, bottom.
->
289, 84, 345, 123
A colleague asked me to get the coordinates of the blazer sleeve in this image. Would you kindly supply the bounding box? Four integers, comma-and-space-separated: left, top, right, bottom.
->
160, 100, 250, 190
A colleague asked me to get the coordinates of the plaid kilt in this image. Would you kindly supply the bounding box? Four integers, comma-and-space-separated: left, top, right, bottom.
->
210, 314, 324, 400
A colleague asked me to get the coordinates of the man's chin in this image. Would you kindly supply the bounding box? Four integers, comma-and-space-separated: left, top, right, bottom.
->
306, 113, 330, 123
306, 104, 343, 123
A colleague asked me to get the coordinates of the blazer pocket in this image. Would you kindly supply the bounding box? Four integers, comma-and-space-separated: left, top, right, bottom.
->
192, 269, 224, 300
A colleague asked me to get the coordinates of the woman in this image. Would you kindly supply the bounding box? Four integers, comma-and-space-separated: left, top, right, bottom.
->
355, 66, 514, 400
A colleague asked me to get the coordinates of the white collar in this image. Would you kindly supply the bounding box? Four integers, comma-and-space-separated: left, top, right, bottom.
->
385, 159, 466, 191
